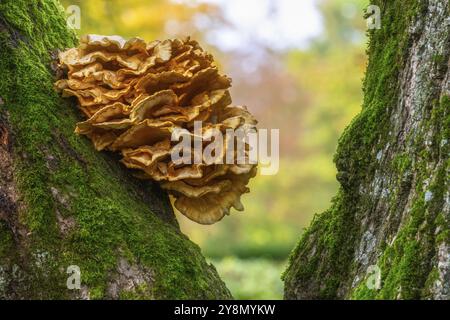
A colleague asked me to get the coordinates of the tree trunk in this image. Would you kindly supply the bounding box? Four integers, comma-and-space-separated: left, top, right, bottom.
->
284, 0, 449, 299
0, 0, 231, 299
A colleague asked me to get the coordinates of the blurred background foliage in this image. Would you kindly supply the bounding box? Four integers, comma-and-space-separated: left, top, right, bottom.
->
60, 0, 369, 299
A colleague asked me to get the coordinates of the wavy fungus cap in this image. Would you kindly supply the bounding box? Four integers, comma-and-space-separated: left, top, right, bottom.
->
55, 34, 257, 224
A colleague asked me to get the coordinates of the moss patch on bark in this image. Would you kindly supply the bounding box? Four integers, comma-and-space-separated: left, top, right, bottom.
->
0, 0, 231, 299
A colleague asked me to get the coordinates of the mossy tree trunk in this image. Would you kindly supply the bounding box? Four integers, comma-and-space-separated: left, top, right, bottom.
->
0, 0, 231, 299
284, 0, 449, 299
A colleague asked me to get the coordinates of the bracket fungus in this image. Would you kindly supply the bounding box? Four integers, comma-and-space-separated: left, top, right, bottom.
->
55, 35, 257, 224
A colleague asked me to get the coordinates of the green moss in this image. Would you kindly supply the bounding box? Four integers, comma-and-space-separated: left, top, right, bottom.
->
351, 276, 378, 300
352, 136, 448, 300
435, 213, 450, 244
0, 0, 230, 299
422, 267, 439, 299
283, 190, 358, 298
392, 153, 412, 176
431, 54, 446, 68
284, 0, 441, 299
119, 283, 152, 300
376, 200, 427, 299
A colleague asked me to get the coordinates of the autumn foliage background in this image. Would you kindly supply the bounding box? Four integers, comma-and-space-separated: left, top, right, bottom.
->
60, 0, 369, 299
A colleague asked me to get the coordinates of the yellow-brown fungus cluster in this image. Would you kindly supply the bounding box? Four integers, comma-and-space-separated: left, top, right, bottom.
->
55, 35, 257, 224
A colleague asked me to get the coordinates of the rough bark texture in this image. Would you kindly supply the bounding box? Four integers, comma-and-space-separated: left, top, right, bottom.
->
284, 0, 449, 299
0, 0, 231, 299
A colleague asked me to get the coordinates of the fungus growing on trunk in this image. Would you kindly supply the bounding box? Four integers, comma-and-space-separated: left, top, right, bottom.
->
55, 34, 257, 224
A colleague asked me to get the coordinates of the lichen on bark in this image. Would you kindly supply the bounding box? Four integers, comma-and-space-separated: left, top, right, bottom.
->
284, 0, 449, 299
0, 0, 231, 299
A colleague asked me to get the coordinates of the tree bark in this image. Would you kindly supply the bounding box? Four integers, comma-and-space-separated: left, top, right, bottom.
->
284, 0, 449, 299
0, 0, 231, 299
